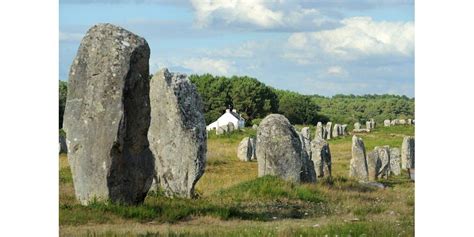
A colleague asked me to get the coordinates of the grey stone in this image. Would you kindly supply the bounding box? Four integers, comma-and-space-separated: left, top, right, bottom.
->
237, 137, 252, 162
384, 119, 391, 127
311, 137, 331, 177
227, 122, 235, 132
401, 136, 415, 169
366, 151, 378, 181
59, 135, 68, 154
216, 126, 225, 135
389, 147, 401, 175
252, 124, 258, 130
341, 124, 348, 136
325, 122, 332, 140
256, 114, 305, 183
374, 146, 391, 179
399, 119, 406, 125
249, 138, 257, 160
365, 121, 372, 131
407, 119, 412, 125
332, 124, 340, 138
354, 122, 361, 130
63, 23, 154, 205
148, 68, 207, 198
315, 122, 324, 139
349, 135, 368, 181
370, 119, 376, 129
298, 130, 317, 183
352, 128, 370, 133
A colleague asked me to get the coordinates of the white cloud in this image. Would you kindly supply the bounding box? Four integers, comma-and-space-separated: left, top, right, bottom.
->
59, 32, 84, 42
284, 17, 414, 63
190, 0, 337, 30
326, 66, 348, 77
182, 57, 234, 76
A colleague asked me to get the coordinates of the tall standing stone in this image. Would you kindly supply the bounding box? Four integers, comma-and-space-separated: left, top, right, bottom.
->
401, 136, 415, 169
349, 135, 368, 181
311, 137, 332, 177
148, 68, 207, 198
256, 114, 305, 183
227, 122, 235, 132
370, 119, 376, 129
374, 146, 391, 179
366, 151, 378, 181
216, 126, 225, 135
341, 124, 348, 136
59, 135, 68, 154
315, 122, 324, 139
407, 119, 412, 125
249, 138, 257, 160
384, 119, 391, 127
63, 24, 154, 205
365, 121, 372, 131
399, 119, 406, 125
299, 132, 317, 183
237, 137, 253, 162
332, 124, 340, 138
325, 122, 333, 140
389, 147, 401, 175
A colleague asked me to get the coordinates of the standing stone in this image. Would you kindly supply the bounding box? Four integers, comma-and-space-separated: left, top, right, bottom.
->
315, 122, 324, 139
374, 146, 391, 179
391, 119, 398, 126
216, 126, 225, 135
349, 135, 369, 181
227, 122, 235, 132
299, 132, 317, 183
366, 151, 378, 181
252, 124, 258, 130
332, 124, 340, 138
407, 119, 412, 125
256, 114, 305, 183
59, 135, 68, 154
399, 119, 406, 125
389, 147, 401, 175
354, 122, 361, 130
325, 122, 333, 140
384, 119, 391, 127
401, 136, 415, 169
63, 24, 154, 205
341, 124, 348, 136
311, 137, 332, 177
237, 137, 252, 162
370, 118, 376, 129
365, 121, 372, 131
249, 138, 257, 160
148, 68, 207, 198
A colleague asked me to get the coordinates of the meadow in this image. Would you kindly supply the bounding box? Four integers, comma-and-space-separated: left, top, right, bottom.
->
59, 125, 414, 236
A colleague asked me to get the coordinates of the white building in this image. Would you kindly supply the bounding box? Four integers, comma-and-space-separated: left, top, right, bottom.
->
206, 109, 245, 131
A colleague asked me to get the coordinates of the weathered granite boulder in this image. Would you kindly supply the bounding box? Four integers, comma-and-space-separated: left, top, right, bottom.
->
59, 135, 68, 154
311, 137, 332, 177
325, 122, 332, 140
384, 119, 391, 127
227, 122, 235, 132
315, 122, 324, 139
401, 136, 415, 169
354, 122, 361, 130
216, 126, 225, 135
63, 24, 154, 205
341, 124, 348, 136
256, 114, 304, 183
237, 137, 253, 162
148, 68, 207, 198
389, 147, 401, 175
332, 124, 340, 138
374, 146, 391, 179
349, 135, 368, 181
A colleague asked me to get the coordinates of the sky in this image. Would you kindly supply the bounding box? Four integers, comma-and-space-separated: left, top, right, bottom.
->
59, 0, 414, 97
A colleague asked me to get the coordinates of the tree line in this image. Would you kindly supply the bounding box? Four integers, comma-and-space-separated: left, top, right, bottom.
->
59, 75, 414, 128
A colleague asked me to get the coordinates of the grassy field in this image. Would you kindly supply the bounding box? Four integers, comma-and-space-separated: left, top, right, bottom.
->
59, 125, 414, 236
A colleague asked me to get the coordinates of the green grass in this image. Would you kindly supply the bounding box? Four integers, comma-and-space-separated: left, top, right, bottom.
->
59, 125, 415, 236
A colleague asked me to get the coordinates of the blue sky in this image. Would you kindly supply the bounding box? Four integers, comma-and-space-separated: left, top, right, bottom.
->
59, 0, 414, 97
